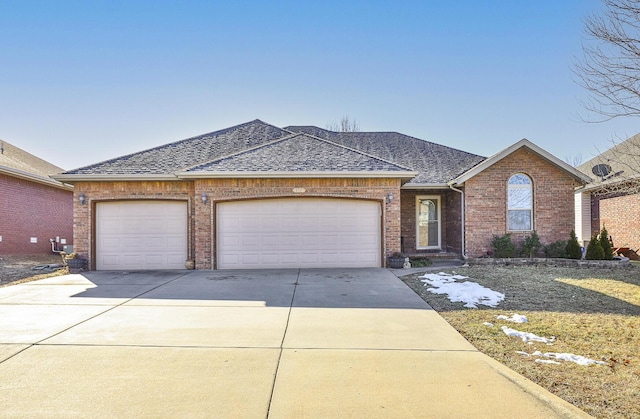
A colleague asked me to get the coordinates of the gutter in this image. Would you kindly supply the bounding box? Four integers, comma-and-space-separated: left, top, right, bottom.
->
447, 181, 467, 259
0, 166, 73, 191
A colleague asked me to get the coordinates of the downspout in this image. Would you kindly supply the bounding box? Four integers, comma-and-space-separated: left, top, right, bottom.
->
448, 182, 467, 259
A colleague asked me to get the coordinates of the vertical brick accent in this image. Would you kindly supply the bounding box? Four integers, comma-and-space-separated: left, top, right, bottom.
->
0, 174, 73, 255
464, 148, 578, 257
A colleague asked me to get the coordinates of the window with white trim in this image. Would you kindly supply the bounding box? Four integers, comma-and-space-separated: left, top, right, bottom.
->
507, 173, 533, 231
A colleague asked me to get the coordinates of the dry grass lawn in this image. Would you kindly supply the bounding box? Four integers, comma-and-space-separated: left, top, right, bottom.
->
0, 255, 68, 287
401, 264, 640, 419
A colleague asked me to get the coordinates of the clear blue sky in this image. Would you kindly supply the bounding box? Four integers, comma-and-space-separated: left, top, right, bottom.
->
1, 0, 637, 170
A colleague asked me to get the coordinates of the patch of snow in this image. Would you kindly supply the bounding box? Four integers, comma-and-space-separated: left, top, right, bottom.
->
535, 359, 561, 365
497, 313, 528, 323
515, 351, 530, 357
483, 322, 494, 327
532, 351, 607, 366
419, 272, 504, 308
501, 326, 555, 344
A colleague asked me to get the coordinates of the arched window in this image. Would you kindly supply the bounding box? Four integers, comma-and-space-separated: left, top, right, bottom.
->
507, 173, 532, 231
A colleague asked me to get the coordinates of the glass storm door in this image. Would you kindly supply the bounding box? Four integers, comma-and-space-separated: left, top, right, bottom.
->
417, 196, 440, 249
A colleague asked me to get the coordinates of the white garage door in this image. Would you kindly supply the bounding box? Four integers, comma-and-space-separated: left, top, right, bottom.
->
96, 201, 188, 270
217, 198, 381, 269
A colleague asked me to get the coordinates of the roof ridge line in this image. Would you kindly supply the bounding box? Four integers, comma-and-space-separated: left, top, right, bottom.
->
179, 132, 300, 172
62, 119, 287, 174
300, 131, 417, 171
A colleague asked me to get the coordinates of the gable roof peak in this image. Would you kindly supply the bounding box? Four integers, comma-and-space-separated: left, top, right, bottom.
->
452, 138, 592, 185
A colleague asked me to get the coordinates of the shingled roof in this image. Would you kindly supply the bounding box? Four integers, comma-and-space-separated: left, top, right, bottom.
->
180, 133, 415, 177
0, 140, 71, 189
284, 126, 486, 185
578, 133, 640, 191
56, 119, 486, 185
61, 120, 290, 177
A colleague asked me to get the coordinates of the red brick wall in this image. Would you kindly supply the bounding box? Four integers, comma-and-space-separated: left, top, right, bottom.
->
464, 148, 577, 257
592, 193, 640, 251
400, 189, 462, 255
72, 178, 400, 270
0, 174, 73, 255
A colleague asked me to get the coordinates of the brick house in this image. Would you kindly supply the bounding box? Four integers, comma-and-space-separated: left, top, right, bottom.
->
0, 140, 73, 255
53, 120, 590, 270
575, 134, 640, 256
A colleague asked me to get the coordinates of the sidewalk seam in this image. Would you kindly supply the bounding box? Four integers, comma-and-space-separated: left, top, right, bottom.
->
265, 268, 300, 418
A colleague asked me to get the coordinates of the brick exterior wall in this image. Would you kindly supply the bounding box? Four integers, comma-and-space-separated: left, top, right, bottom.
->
591, 192, 640, 251
0, 174, 73, 255
71, 181, 194, 269
73, 178, 400, 270
464, 148, 578, 257
399, 189, 462, 255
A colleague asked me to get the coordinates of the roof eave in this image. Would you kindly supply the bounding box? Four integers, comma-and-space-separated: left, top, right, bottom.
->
401, 183, 450, 190
176, 171, 419, 179
0, 166, 73, 191
51, 174, 179, 183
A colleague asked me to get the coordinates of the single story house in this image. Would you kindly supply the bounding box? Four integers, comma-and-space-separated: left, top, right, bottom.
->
53, 120, 591, 270
575, 133, 640, 256
0, 140, 73, 255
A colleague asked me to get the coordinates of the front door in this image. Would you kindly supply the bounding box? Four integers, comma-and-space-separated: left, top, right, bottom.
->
416, 196, 441, 249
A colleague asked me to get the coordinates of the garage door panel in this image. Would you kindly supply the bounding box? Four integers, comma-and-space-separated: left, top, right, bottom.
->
97, 201, 187, 270
218, 198, 381, 269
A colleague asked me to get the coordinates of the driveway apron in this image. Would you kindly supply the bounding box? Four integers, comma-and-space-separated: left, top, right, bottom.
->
0, 269, 589, 418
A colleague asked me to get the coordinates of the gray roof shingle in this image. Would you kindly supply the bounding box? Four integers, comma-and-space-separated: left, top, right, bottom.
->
184, 133, 413, 174
284, 126, 486, 185
63, 120, 290, 175
59, 119, 487, 185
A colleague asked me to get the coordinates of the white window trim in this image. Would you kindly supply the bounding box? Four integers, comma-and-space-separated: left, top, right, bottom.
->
416, 195, 441, 250
507, 173, 533, 232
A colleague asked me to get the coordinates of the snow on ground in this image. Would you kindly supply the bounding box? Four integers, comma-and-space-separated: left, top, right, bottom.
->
418, 273, 606, 367
419, 272, 505, 308
518, 350, 607, 366
501, 326, 556, 344
497, 313, 528, 323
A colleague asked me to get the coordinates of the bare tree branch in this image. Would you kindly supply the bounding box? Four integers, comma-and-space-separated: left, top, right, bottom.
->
574, 0, 640, 120
326, 116, 360, 132
574, 0, 640, 195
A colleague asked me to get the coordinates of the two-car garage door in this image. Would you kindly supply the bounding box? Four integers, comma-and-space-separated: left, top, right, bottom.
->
95, 198, 381, 270
217, 198, 381, 269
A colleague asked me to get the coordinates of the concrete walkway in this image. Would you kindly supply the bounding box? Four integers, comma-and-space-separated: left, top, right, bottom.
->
0, 268, 589, 418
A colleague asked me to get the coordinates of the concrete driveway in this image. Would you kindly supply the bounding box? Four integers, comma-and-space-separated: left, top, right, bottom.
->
0, 268, 588, 418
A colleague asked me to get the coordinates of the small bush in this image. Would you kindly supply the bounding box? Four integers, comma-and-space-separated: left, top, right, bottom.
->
566, 229, 582, 260
519, 231, 542, 257
545, 240, 568, 258
600, 226, 614, 260
410, 258, 432, 267
585, 233, 605, 260
491, 234, 515, 258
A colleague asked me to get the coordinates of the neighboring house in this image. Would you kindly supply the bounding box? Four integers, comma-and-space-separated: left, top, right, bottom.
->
576, 134, 640, 256
0, 140, 73, 255
53, 120, 590, 270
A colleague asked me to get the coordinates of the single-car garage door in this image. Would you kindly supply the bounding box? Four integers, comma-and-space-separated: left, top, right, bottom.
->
96, 201, 188, 270
217, 198, 381, 269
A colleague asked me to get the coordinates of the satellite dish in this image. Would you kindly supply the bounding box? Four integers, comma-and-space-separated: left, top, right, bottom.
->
592, 164, 612, 178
